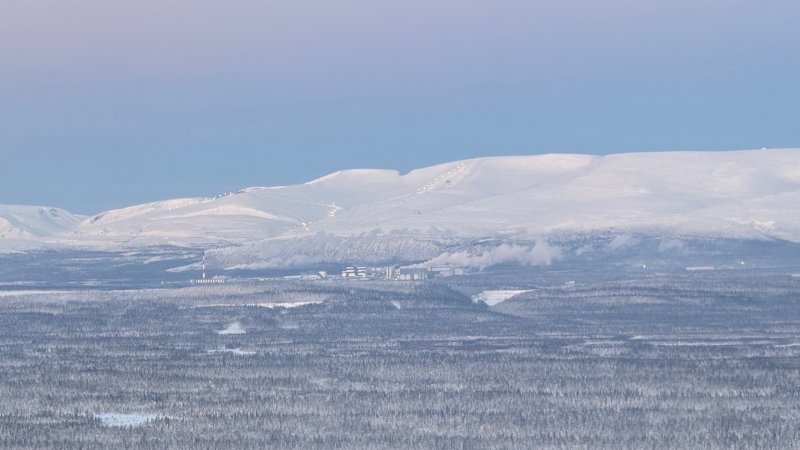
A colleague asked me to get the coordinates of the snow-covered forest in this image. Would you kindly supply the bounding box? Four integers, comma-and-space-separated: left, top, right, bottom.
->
1, 269, 799, 449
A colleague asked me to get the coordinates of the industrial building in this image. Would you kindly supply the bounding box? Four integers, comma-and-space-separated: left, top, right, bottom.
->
342, 266, 368, 279
394, 267, 429, 281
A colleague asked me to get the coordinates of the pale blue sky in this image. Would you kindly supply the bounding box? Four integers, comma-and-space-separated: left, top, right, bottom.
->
2, 0, 799, 213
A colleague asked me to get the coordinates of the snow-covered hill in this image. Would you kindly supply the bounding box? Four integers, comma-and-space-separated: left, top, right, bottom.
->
209, 149, 800, 268
0, 205, 84, 252
3, 149, 800, 267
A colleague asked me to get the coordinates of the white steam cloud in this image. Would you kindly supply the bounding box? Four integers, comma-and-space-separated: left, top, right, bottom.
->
608, 234, 641, 251
423, 241, 562, 270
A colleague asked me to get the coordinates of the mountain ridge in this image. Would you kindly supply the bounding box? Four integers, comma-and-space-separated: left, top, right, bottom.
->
3, 149, 800, 267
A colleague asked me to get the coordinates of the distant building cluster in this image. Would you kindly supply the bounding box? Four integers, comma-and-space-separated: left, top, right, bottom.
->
340, 264, 466, 281
191, 277, 226, 285
341, 266, 369, 279
189, 253, 466, 285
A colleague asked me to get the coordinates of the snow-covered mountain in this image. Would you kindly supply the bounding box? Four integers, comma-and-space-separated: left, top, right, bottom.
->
0, 205, 84, 252
3, 149, 800, 267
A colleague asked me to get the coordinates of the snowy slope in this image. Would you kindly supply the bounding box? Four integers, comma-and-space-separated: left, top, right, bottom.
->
4, 149, 800, 266
0, 205, 84, 252
56, 162, 487, 247
211, 149, 800, 267
293, 150, 800, 240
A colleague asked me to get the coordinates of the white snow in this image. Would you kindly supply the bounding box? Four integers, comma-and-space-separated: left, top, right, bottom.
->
216, 322, 246, 335
472, 290, 531, 306
0, 289, 75, 298
193, 301, 323, 309
255, 301, 323, 309
94, 413, 163, 427
207, 347, 256, 356
4, 148, 800, 263
0, 205, 84, 251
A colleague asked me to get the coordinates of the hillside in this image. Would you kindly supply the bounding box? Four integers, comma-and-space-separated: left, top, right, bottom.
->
2, 149, 800, 267
0, 205, 84, 252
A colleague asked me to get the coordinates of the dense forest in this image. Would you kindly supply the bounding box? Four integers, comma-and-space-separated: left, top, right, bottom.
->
1, 270, 799, 448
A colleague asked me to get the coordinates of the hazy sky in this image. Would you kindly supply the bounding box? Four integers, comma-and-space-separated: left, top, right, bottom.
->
2, 0, 799, 213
